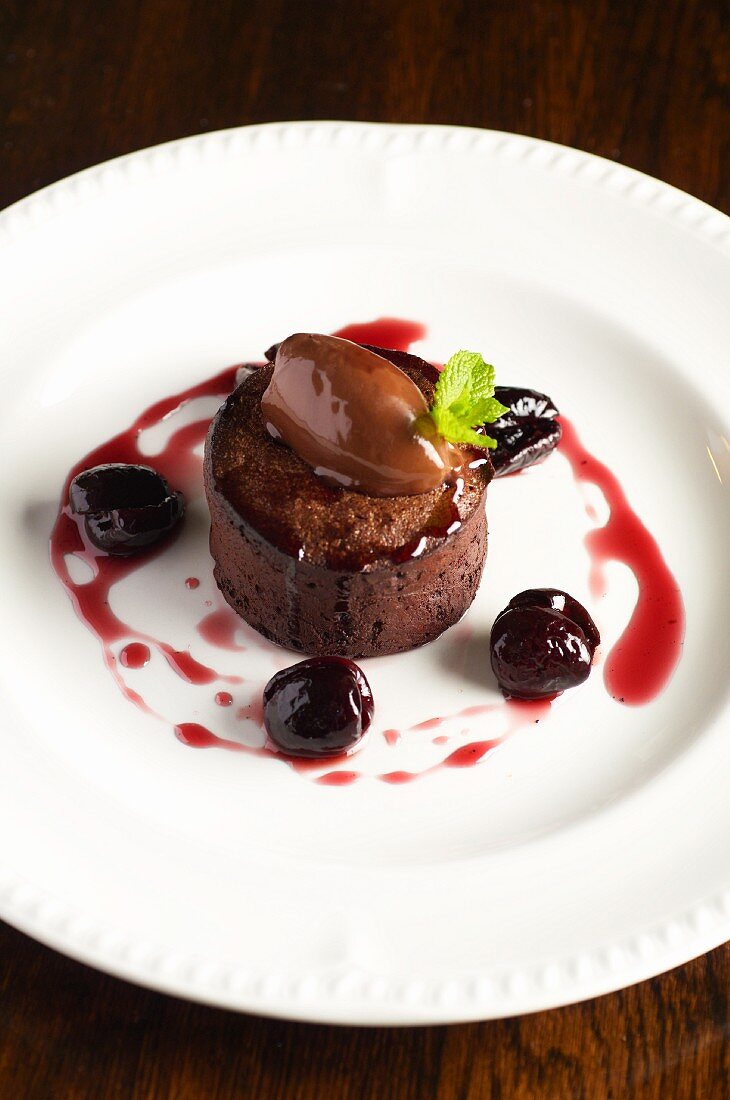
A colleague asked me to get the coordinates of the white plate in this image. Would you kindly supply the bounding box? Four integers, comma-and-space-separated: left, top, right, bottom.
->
1, 122, 729, 1025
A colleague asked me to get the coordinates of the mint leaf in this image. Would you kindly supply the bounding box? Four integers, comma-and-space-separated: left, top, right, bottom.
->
433, 350, 477, 410
429, 408, 499, 449
424, 350, 508, 449
467, 396, 509, 424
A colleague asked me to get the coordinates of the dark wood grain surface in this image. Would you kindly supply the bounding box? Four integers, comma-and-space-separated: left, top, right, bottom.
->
1, 1, 728, 1097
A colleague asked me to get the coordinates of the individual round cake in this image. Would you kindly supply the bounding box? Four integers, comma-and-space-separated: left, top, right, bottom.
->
204, 345, 493, 657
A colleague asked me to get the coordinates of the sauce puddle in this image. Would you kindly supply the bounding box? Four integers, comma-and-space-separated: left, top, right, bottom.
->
558, 417, 685, 704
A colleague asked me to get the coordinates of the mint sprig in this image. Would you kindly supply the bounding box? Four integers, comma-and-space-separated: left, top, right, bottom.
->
419, 350, 509, 449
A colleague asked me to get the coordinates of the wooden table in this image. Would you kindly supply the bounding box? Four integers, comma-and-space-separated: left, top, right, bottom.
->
1, 1, 727, 1096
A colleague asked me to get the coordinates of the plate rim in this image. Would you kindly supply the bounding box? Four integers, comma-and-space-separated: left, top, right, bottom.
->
1, 119, 728, 254
1, 119, 729, 1024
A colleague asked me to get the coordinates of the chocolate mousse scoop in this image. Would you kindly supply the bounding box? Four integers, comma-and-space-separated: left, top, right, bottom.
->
261, 333, 458, 496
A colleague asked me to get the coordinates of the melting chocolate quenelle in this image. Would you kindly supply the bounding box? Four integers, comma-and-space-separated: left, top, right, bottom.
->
261, 333, 459, 495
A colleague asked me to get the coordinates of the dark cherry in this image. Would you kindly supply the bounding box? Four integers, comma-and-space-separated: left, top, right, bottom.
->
69, 463, 169, 513
69, 463, 185, 556
491, 386, 562, 477
490, 589, 600, 700
263, 657, 374, 759
83, 493, 185, 554
494, 386, 559, 421
506, 587, 601, 651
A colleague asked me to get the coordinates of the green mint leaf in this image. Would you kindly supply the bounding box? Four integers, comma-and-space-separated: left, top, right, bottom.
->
431, 407, 499, 449
468, 396, 510, 424
432, 350, 473, 411
455, 427, 499, 449
425, 349, 508, 449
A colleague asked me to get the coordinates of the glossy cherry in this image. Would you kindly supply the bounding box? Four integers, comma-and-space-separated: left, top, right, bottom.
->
263, 657, 374, 758
69, 463, 170, 513
490, 588, 600, 699
491, 386, 562, 477
493, 387, 559, 421
68, 463, 185, 555
506, 587, 601, 650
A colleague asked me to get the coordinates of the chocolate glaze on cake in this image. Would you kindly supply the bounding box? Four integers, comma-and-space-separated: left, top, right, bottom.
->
204, 347, 493, 657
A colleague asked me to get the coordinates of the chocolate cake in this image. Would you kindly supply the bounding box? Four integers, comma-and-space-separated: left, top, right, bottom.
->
204, 346, 493, 657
